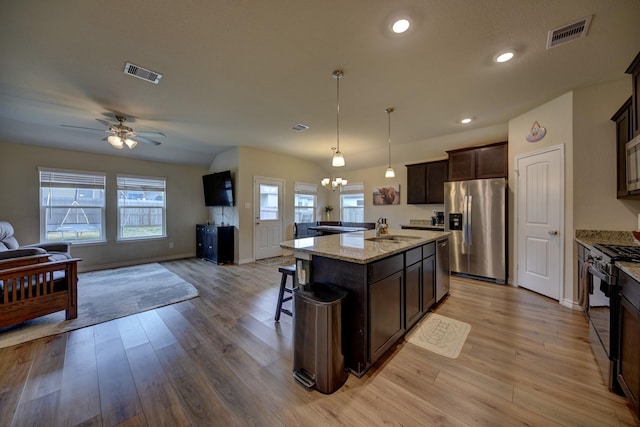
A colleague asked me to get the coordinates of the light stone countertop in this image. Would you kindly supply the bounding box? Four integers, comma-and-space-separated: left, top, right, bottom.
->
574, 230, 638, 249
617, 261, 640, 282
280, 228, 451, 264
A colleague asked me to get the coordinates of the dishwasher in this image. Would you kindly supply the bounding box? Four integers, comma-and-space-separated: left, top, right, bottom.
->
436, 238, 450, 302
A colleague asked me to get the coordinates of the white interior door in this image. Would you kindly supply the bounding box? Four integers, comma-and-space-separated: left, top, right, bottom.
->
516, 145, 564, 300
254, 177, 284, 260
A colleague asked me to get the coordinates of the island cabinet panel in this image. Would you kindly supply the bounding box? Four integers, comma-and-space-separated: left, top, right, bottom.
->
310, 256, 369, 375
405, 259, 422, 330
307, 243, 443, 377
423, 243, 436, 311
369, 270, 404, 362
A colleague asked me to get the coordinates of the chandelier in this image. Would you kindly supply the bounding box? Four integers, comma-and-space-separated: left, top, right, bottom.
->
321, 176, 348, 191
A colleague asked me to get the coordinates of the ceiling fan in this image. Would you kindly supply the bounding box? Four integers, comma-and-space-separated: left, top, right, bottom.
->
61, 114, 165, 149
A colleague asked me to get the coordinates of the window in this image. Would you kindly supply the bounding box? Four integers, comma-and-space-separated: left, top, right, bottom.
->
259, 183, 279, 220
340, 182, 364, 222
117, 175, 166, 240
39, 168, 106, 243
294, 182, 317, 222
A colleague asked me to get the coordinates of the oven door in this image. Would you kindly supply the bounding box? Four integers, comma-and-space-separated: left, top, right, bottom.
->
586, 262, 617, 390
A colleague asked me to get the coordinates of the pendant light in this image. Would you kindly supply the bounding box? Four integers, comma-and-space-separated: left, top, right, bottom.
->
385, 107, 396, 178
331, 69, 345, 167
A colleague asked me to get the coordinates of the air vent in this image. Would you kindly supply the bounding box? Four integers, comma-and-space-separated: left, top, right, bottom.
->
547, 16, 592, 49
291, 123, 310, 132
123, 62, 162, 84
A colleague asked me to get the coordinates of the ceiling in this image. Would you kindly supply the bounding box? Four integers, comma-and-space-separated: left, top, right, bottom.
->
1, 1, 639, 171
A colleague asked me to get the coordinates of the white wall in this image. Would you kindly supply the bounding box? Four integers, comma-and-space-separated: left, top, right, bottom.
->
508, 77, 636, 305
235, 146, 331, 263
0, 141, 209, 271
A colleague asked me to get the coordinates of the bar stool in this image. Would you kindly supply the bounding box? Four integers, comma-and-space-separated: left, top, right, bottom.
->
275, 264, 296, 321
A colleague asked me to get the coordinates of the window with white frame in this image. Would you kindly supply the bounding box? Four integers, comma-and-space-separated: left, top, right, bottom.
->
294, 182, 317, 222
39, 168, 106, 243
340, 182, 364, 222
117, 175, 166, 240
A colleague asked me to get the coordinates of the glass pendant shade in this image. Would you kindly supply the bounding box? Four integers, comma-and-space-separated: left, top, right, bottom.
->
107, 135, 124, 149
385, 166, 396, 178
332, 150, 345, 167
385, 107, 395, 178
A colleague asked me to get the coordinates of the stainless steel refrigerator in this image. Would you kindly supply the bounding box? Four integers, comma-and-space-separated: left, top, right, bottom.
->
444, 178, 507, 283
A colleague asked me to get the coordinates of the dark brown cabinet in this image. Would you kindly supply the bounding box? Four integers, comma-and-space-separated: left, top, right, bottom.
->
612, 98, 634, 198
422, 243, 436, 310
405, 247, 422, 330
196, 224, 234, 264
406, 159, 448, 204
368, 254, 404, 362
628, 51, 640, 139
447, 142, 507, 182
618, 269, 640, 418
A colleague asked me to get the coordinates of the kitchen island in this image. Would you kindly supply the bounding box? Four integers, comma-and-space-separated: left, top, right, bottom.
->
280, 229, 450, 376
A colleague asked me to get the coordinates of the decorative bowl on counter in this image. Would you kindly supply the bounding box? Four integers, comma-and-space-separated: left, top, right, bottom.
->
632, 230, 640, 242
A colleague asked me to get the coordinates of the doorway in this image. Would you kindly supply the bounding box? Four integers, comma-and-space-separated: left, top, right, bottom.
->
515, 145, 564, 301
254, 176, 284, 260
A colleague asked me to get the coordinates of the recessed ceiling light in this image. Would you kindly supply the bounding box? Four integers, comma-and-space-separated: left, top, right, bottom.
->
494, 51, 515, 63
460, 118, 473, 124
392, 19, 410, 34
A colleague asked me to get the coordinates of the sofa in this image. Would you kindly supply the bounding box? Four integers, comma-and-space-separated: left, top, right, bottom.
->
0, 221, 72, 261
0, 222, 80, 328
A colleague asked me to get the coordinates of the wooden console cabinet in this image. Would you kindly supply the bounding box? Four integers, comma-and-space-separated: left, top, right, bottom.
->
196, 224, 234, 264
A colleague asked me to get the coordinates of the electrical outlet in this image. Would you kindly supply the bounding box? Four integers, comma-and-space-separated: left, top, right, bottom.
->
169, 241, 174, 248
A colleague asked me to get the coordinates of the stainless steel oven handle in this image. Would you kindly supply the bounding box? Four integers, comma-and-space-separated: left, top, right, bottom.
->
587, 263, 610, 284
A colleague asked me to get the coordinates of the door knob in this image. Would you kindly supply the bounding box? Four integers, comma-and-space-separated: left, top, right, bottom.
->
548, 230, 559, 235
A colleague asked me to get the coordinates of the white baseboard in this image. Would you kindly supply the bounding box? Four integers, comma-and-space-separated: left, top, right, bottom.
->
78, 252, 194, 273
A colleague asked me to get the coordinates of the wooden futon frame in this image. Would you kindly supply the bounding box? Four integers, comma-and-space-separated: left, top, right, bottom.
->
0, 254, 81, 328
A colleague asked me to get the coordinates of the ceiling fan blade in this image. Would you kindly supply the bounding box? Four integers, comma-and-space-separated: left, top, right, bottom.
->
131, 136, 162, 146
61, 124, 110, 133
96, 119, 113, 128
135, 131, 166, 138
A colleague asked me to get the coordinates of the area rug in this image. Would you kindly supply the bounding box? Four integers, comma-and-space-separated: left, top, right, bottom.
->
405, 313, 471, 359
256, 255, 295, 266
0, 263, 199, 349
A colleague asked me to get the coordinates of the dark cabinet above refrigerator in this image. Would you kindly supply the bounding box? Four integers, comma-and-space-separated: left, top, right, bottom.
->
446, 141, 508, 182
405, 159, 448, 204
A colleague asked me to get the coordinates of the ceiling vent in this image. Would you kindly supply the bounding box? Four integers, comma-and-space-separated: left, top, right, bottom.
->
291, 123, 310, 132
123, 62, 162, 84
546, 16, 592, 49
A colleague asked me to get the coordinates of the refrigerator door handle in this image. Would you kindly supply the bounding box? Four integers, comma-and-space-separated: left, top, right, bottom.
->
467, 195, 472, 246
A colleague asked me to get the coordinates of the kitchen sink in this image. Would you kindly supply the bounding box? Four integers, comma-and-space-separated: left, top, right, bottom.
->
365, 235, 422, 243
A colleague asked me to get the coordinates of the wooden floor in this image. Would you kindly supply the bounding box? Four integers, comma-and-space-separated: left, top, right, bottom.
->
0, 258, 637, 426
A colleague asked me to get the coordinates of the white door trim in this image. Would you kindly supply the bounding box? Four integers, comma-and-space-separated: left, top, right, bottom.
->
514, 144, 565, 304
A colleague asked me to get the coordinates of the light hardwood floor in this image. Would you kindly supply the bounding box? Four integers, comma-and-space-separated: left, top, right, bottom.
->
0, 258, 637, 426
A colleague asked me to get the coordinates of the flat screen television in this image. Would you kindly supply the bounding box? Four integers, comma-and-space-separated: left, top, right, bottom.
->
203, 170, 234, 206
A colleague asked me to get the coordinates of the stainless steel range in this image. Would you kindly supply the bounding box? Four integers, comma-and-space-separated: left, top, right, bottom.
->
585, 243, 640, 391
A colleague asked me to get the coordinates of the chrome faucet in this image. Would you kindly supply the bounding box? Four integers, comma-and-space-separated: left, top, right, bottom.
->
376, 217, 387, 236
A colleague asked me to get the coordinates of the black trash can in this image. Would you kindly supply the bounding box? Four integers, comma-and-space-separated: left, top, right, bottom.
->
292, 283, 348, 394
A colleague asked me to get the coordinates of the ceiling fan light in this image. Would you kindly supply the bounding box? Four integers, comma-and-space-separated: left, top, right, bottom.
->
385, 167, 396, 178
332, 150, 345, 167
124, 138, 137, 149
107, 135, 124, 149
